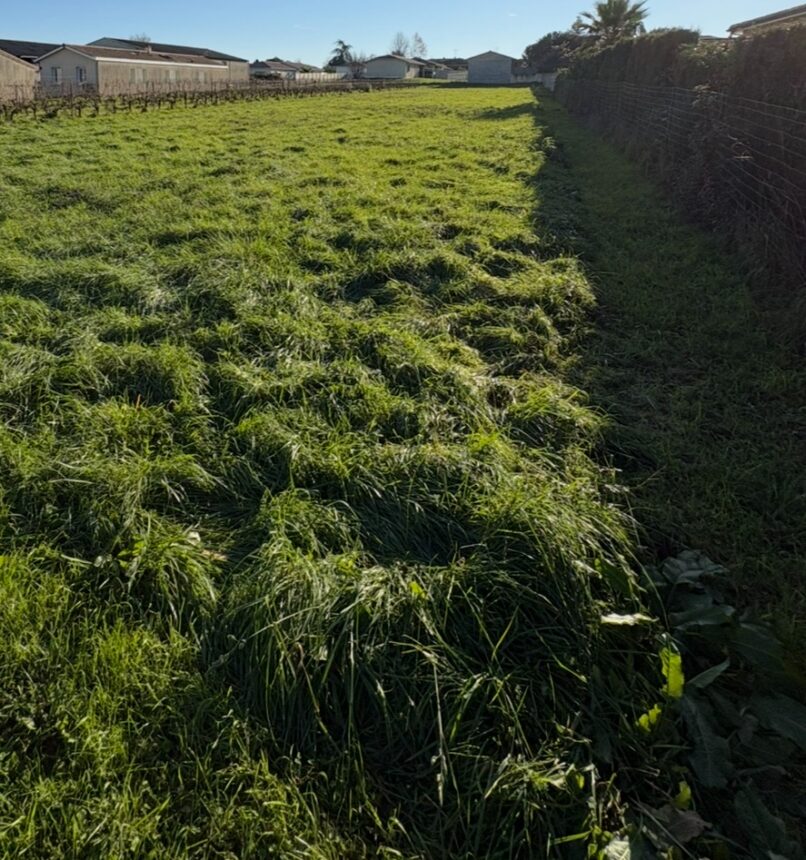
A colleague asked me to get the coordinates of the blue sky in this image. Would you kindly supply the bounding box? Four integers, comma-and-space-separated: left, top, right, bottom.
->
2, 1, 789, 64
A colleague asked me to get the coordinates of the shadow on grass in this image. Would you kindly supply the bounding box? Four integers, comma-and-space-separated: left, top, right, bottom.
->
530, 96, 806, 643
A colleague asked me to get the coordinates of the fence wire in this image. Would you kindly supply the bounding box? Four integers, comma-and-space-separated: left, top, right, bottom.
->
555, 78, 806, 291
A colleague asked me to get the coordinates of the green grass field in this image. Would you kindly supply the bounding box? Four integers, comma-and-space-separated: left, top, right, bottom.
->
0, 87, 803, 858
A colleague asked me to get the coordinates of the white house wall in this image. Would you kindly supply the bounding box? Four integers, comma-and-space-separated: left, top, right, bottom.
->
38, 49, 99, 92
365, 58, 416, 79
468, 56, 513, 84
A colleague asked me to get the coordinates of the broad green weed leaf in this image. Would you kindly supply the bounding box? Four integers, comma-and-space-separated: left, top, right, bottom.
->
670, 604, 734, 630
652, 804, 709, 844
681, 696, 732, 788
752, 695, 806, 751
661, 551, 726, 585
688, 659, 730, 690
734, 788, 794, 857
732, 622, 784, 673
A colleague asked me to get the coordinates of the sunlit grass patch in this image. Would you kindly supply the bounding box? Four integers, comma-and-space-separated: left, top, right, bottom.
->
0, 86, 679, 857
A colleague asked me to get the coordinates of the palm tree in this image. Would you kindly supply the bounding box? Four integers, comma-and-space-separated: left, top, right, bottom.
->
573, 0, 648, 41
328, 40, 353, 66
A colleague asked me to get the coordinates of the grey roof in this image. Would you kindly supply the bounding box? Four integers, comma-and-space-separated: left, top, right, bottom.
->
44, 44, 226, 66
0, 38, 59, 62
729, 3, 806, 32
89, 37, 246, 63
251, 58, 322, 72
412, 57, 451, 69
468, 50, 517, 62
367, 54, 427, 66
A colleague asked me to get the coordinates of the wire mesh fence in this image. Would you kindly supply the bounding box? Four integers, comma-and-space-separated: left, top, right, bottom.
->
555, 78, 806, 294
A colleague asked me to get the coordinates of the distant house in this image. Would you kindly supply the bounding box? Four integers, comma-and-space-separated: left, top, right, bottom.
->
467, 51, 518, 84
467, 50, 558, 89
250, 58, 324, 80
37, 44, 232, 95
0, 45, 38, 100
89, 37, 249, 82
364, 55, 426, 79
413, 58, 452, 78
331, 63, 365, 79
250, 59, 295, 79
729, 4, 806, 35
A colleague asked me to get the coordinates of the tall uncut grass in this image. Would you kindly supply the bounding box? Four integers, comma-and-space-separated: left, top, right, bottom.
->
0, 88, 669, 857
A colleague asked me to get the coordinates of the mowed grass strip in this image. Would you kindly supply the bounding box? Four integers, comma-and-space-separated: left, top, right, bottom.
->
0, 88, 670, 857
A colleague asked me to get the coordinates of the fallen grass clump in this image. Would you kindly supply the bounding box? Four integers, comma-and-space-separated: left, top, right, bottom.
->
0, 87, 716, 856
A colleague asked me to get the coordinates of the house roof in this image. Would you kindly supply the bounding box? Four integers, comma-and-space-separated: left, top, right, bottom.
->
0, 45, 39, 69
412, 57, 451, 69
282, 60, 322, 72
251, 60, 295, 72
468, 51, 517, 62
89, 37, 246, 63
729, 3, 806, 33
38, 44, 227, 67
251, 58, 322, 72
367, 54, 427, 66
0, 38, 59, 62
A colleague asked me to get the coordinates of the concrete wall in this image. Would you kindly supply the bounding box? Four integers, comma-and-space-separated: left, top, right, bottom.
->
365, 58, 417, 79
0, 49, 38, 100
96, 59, 230, 94
39, 49, 98, 93
227, 60, 250, 83
39, 48, 232, 95
468, 54, 513, 85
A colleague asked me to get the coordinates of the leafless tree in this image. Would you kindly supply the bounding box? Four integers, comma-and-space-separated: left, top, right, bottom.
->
350, 51, 369, 78
129, 33, 152, 43
390, 32, 410, 56
412, 33, 428, 58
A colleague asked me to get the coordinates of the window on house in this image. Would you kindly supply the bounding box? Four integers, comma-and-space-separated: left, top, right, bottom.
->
76, 66, 86, 84
51, 66, 62, 84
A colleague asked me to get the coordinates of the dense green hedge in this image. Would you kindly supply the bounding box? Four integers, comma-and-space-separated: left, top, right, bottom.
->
554, 25, 806, 324
561, 25, 806, 109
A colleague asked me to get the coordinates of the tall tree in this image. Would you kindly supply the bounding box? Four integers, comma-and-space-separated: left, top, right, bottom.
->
573, 0, 648, 41
328, 40, 353, 66
129, 33, 152, 43
390, 32, 411, 56
523, 31, 591, 72
412, 33, 428, 58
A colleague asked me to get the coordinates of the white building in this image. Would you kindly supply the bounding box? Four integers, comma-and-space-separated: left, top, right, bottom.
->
364, 55, 425, 79
468, 51, 558, 89
37, 44, 231, 95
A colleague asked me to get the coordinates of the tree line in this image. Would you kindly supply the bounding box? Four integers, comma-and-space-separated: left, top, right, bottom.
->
524, 0, 648, 72
325, 32, 429, 72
